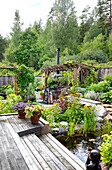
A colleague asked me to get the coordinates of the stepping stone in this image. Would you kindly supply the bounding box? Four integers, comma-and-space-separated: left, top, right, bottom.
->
103, 104, 112, 108
105, 108, 112, 112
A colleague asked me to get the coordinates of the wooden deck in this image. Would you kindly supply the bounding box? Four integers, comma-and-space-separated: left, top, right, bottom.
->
0, 115, 86, 170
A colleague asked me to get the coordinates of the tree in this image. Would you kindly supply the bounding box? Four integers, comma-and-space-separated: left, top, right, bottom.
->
97, 0, 112, 36
47, 0, 79, 54
14, 27, 43, 70
32, 19, 43, 35
0, 34, 8, 61
5, 10, 23, 62
79, 6, 93, 43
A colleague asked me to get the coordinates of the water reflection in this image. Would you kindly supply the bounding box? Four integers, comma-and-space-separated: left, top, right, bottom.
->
55, 133, 101, 163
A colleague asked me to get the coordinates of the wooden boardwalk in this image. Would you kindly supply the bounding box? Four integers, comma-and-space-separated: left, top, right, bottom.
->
0, 115, 86, 170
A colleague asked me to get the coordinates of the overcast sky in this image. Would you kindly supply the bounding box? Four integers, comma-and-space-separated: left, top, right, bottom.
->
0, 0, 97, 37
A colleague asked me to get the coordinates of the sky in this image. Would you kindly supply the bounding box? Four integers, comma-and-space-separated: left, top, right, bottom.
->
0, 0, 98, 37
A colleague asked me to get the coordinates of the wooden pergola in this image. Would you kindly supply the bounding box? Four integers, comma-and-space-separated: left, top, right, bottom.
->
41, 61, 96, 88
0, 66, 17, 94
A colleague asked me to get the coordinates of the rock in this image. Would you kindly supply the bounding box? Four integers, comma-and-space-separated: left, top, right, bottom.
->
106, 108, 112, 112
98, 117, 103, 123
53, 127, 59, 132
96, 105, 107, 118
89, 139, 96, 142
105, 114, 112, 121
60, 121, 68, 126
103, 104, 112, 108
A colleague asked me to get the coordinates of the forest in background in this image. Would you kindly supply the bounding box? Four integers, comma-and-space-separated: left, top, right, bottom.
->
0, 0, 112, 71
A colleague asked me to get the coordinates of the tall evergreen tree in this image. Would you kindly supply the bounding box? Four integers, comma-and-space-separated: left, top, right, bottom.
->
97, 0, 112, 36
5, 10, 23, 62
0, 34, 8, 62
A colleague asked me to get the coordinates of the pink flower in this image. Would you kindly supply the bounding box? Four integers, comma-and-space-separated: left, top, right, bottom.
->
19, 72, 22, 74
14, 64, 16, 68
13, 71, 15, 72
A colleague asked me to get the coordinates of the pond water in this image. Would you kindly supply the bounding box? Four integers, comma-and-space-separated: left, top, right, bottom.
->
55, 132, 102, 163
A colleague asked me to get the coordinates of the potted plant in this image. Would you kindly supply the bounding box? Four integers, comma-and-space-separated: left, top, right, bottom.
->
39, 91, 44, 100
25, 104, 44, 124
12, 102, 31, 118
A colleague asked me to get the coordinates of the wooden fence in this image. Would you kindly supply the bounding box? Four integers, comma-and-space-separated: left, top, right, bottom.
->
98, 68, 112, 81
0, 76, 14, 87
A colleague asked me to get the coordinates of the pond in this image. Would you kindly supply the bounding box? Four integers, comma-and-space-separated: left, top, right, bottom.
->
54, 132, 102, 163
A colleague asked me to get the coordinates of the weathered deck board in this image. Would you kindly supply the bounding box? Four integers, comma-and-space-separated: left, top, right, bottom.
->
0, 115, 86, 170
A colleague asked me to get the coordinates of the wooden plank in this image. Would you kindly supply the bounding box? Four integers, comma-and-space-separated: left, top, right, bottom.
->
12, 116, 68, 170
2, 116, 43, 170
29, 134, 68, 170
18, 124, 42, 137
0, 119, 28, 170
0, 113, 18, 116
47, 133, 86, 169
13, 116, 62, 170
40, 135, 75, 170
10, 116, 52, 170
46, 134, 86, 170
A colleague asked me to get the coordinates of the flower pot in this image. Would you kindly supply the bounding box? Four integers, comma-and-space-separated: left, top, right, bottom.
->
30, 112, 41, 124
18, 110, 26, 119
40, 94, 44, 100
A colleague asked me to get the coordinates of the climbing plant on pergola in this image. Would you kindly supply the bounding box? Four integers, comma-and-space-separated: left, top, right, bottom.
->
41, 61, 96, 88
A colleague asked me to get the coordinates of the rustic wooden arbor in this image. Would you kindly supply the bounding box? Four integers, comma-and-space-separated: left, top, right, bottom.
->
0, 66, 17, 94
41, 61, 95, 88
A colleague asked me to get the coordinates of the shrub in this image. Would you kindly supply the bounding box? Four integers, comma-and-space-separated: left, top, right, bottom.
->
88, 80, 110, 93
100, 132, 112, 168
100, 90, 112, 104
84, 91, 97, 100
0, 94, 22, 114
104, 74, 112, 86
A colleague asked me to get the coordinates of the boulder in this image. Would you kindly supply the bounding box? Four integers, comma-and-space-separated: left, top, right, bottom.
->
96, 105, 107, 118
105, 114, 112, 121
105, 108, 112, 112
97, 117, 103, 123
103, 104, 112, 108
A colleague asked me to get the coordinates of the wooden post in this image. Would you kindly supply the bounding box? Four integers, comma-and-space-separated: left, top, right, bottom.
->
45, 72, 49, 89
74, 66, 78, 85
15, 76, 17, 95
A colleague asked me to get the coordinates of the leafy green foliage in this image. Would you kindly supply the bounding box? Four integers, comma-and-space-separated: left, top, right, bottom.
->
104, 74, 112, 86
83, 105, 97, 133
100, 131, 112, 167
0, 94, 22, 114
14, 27, 44, 70
100, 90, 112, 104
88, 80, 110, 93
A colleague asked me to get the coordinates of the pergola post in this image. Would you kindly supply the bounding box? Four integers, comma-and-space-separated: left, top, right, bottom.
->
74, 66, 78, 85
45, 72, 49, 89
15, 76, 17, 95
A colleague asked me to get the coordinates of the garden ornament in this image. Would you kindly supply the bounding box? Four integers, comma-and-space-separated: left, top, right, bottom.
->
86, 149, 101, 170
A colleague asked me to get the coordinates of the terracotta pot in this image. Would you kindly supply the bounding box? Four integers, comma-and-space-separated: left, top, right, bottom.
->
30, 112, 41, 124
18, 110, 26, 119
40, 94, 44, 99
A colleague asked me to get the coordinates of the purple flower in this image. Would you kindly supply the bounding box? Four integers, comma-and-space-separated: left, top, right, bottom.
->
12, 102, 31, 111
